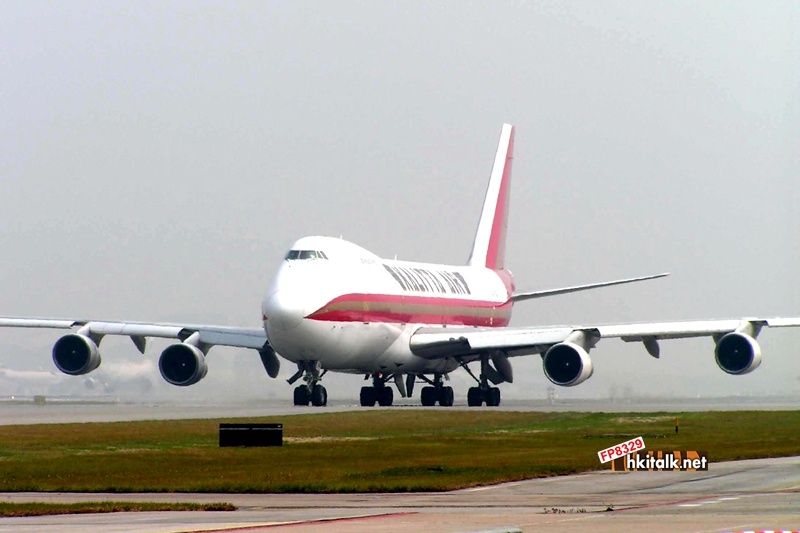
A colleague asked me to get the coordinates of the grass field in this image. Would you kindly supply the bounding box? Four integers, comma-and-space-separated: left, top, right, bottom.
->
0, 502, 235, 517
0, 410, 798, 493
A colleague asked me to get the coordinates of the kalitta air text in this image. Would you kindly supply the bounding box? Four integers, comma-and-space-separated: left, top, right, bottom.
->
611, 450, 709, 472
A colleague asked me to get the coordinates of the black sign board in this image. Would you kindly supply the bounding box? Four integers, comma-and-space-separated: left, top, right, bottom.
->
219, 423, 283, 447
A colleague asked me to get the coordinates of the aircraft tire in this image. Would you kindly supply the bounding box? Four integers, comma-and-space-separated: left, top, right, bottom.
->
293, 385, 310, 406
486, 387, 501, 407
377, 386, 394, 406
467, 387, 484, 407
311, 384, 327, 406
420, 386, 437, 406
360, 386, 377, 407
439, 386, 454, 407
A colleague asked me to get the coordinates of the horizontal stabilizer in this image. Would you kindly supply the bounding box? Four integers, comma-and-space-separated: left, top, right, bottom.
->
511, 273, 669, 303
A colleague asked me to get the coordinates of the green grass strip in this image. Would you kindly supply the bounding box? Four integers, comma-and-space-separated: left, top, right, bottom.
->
0, 501, 236, 517
0, 410, 797, 493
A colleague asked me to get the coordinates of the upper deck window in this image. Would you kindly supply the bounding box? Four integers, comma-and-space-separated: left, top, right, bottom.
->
285, 250, 328, 261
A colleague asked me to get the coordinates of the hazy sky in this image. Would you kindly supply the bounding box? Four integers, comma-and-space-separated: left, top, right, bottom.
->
1, 1, 798, 401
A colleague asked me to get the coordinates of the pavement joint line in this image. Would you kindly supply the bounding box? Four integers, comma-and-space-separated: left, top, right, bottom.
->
170, 522, 286, 533
462, 526, 522, 533
603, 494, 721, 512
543, 512, 610, 525
693, 524, 754, 533
462, 481, 527, 492
239, 512, 419, 531
174, 513, 418, 533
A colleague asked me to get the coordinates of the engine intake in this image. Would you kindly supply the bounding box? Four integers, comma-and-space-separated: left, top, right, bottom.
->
715, 332, 762, 375
158, 343, 208, 386
52, 334, 101, 375
543, 342, 594, 386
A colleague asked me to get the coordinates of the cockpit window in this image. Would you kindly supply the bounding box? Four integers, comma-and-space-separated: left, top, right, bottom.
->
285, 250, 328, 261
298, 250, 317, 260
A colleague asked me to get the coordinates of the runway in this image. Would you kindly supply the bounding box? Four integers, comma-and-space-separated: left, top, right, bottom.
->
1, 395, 797, 426
0, 455, 797, 532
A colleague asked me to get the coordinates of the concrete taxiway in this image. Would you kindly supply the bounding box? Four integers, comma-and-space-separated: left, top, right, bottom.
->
0, 455, 797, 532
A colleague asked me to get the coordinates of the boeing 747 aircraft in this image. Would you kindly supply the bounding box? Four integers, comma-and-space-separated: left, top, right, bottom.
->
2, 124, 798, 407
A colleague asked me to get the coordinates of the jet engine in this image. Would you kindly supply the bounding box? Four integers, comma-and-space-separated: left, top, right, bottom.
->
158, 343, 208, 386
52, 334, 101, 375
714, 332, 762, 375
543, 342, 594, 386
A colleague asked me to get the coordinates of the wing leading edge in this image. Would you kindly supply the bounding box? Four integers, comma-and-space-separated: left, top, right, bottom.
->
0, 318, 267, 351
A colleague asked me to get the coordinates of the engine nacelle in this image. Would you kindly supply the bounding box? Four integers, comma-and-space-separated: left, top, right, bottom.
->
543, 342, 594, 386
52, 334, 101, 375
158, 343, 208, 386
715, 332, 762, 375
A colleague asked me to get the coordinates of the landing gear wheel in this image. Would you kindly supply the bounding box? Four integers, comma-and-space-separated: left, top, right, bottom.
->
293, 385, 310, 406
439, 386, 454, 407
377, 387, 394, 406
463, 359, 503, 407
467, 387, 484, 407
311, 384, 328, 406
486, 387, 501, 407
420, 386, 437, 406
360, 386, 377, 407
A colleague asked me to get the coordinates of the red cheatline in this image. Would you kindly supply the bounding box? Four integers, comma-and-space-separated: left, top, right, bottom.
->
308, 292, 512, 327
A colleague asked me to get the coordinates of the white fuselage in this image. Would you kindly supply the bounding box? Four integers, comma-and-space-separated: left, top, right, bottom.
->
261, 236, 514, 375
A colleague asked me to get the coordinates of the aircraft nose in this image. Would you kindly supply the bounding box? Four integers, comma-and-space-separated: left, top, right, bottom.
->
264, 290, 304, 332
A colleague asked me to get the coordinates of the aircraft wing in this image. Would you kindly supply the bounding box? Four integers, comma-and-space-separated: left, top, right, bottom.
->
0, 317, 277, 382
411, 317, 800, 360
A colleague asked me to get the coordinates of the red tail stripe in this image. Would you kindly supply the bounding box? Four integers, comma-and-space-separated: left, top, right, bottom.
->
485, 127, 514, 270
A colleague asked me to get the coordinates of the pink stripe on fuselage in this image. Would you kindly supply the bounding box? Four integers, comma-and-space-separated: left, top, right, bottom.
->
307, 292, 512, 327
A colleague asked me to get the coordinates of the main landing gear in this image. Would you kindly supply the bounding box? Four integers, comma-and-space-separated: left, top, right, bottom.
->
461, 358, 502, 407
288, 360, 328, 407
360, 373, 394, 406
359, 373, 453, 407
418, 373, 454, 407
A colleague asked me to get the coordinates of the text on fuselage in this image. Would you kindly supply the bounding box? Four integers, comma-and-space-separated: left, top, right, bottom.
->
382, 264, 472, 295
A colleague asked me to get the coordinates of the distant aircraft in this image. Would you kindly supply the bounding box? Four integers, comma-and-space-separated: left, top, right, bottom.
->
0, 366, 65, 396
2, 125, 798, 407
0, 360, 154, 397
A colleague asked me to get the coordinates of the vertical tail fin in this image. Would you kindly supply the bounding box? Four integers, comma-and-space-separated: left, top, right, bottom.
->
468, 124, 515, 270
